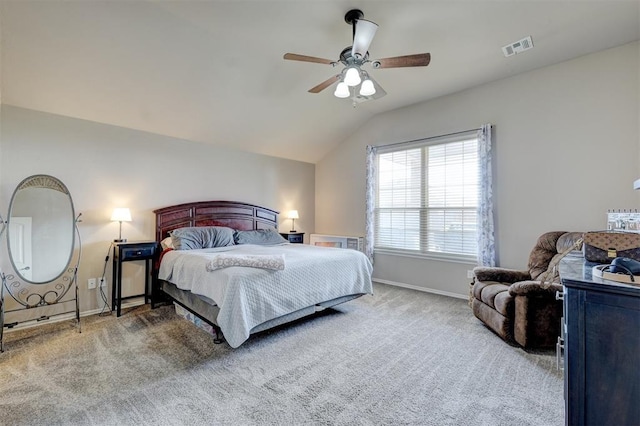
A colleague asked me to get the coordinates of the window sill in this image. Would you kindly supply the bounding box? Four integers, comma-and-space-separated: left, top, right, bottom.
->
374, 248, 477, 265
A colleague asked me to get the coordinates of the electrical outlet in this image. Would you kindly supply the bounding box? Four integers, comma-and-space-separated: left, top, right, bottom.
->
467, 270, 475, 279
87, 278, 97, 289
98, 276, 107, 287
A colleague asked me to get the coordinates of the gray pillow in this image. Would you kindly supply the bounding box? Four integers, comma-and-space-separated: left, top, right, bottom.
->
234, 228, 288, 245
170, 226, 235, 250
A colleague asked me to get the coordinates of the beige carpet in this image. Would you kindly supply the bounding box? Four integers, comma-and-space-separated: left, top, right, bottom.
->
0, 283, 563, 425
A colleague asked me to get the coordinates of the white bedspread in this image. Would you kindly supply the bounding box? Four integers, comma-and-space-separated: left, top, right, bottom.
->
158, 244, 373, 347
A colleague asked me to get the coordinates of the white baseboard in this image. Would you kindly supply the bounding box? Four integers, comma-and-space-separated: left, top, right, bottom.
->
3, 297, 147, 334
372, 278, 467, 300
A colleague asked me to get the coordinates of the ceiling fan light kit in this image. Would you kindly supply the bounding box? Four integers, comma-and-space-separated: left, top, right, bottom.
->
334, 82, 350, 98
284, 9, 431, 105
344, 67, 362, 86
360, 78, 376, 96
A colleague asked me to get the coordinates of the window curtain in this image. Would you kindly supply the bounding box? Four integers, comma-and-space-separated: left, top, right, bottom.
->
477, 124, 495, 266
365, 145, 377, 263
365, 124, 495, 266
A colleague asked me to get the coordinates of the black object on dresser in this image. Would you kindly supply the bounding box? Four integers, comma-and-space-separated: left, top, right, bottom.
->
561, 259, 640, 426
280, 232, 304, 244
112, 241, 158, 317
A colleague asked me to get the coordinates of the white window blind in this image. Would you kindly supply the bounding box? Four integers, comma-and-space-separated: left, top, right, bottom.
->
374, 132, 479, 259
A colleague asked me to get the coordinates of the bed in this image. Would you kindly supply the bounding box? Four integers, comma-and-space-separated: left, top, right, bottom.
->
153, 201, 373, 348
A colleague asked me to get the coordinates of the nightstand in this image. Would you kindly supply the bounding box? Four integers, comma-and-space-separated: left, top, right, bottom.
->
111, 241, 158, 317
280, 232, 305, 244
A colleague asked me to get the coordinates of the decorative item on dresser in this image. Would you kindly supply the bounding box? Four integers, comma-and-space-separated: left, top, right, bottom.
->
559, 256, 640, 426
583, 231, 640, 263
152, 200, 373, 348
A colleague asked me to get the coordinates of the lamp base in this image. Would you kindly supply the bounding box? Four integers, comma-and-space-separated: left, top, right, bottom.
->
113, 238, 127, 243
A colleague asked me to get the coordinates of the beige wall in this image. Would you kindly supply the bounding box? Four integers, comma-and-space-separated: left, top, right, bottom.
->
0, 106, 315, 315
316, 41, 640, 298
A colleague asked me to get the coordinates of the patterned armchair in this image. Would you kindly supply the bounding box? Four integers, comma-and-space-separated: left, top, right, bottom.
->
470, 231, 584, 348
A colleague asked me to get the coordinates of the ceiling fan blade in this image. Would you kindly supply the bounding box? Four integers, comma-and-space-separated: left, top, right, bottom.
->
372, 53, 431, 69
308, 75, 341, 93
283, 53, 335, 65
352, 19, 378, 59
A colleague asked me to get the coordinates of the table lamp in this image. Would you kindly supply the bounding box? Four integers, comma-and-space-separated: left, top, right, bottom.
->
287, 210, 299, 232
111, 208, 132, 242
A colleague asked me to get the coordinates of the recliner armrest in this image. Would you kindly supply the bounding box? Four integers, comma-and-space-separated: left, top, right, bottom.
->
509, 280, 563, 297
473, 267, 530, 284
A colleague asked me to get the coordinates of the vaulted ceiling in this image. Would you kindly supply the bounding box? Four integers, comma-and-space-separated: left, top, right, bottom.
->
2, 1, 639, 163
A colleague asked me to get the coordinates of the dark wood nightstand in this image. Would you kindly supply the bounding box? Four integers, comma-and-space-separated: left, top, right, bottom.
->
111, 241, 158, 317
280, 232, 304, 244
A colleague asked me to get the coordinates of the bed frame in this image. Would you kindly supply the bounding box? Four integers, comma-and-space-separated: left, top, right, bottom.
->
154, 200, 279, 241
153, 201, 280, 343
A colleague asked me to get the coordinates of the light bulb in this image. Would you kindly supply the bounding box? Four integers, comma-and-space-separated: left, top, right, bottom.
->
344, 67, 362, 87
359, 79, 376, 96
334, 82, 350, 98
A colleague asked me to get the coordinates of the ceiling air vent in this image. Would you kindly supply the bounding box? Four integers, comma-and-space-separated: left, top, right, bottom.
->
502, 36, 534, 57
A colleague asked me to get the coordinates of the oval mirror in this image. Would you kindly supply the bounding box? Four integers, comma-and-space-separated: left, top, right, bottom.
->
7, 175, 75, 284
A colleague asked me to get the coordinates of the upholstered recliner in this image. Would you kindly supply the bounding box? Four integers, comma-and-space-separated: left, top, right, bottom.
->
471, 231, 583, 348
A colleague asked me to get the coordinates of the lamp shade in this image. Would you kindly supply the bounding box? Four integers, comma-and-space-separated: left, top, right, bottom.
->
334, 82, 350, 98
352, 19, 378, 59
359, 79, 376, 96
287, 210, 299, 220
111, 208, 132, 222
344, 67, 361, 87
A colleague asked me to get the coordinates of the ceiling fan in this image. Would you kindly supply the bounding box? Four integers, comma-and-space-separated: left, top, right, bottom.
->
284, 9, 431, 104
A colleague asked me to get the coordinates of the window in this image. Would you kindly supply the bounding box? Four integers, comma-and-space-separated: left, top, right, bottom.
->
374, 131, 479, 260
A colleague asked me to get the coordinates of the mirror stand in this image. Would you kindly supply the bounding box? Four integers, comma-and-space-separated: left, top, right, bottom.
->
0, 221, 82, 351
0, 175, 82, 352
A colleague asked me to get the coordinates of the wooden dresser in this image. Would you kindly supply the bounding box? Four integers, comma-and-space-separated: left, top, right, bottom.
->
560, 258, 640, 426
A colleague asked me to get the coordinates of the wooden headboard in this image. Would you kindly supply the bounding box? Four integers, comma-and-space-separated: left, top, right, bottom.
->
153, 201, 279, 242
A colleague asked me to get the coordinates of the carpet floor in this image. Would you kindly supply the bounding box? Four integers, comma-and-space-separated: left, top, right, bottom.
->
0, 283, 563, 425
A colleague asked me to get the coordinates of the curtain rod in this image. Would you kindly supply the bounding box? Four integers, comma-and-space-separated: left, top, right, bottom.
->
372, 126, 487, 150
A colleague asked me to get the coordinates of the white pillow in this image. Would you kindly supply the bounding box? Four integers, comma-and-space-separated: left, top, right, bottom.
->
161, 237, 174, 250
